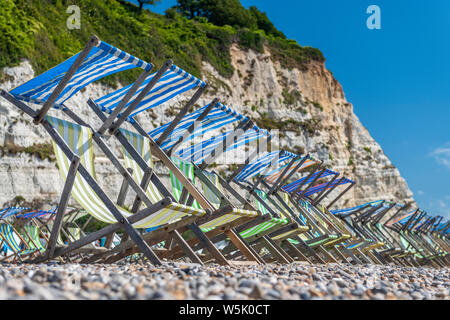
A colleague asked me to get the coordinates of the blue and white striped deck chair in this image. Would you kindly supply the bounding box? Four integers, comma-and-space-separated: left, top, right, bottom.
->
0, 207, 30, 220
233, 151, 296, 183
150, 102, 248, 151
0, 223, 37, 261
9, 38, 152, 110
48, 116, 206, 231
175, 127, 270, 165
94, 64, 206, 122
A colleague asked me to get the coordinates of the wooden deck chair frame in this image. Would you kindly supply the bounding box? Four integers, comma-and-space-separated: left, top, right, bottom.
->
154, 120, 270, 265
228, 154, 336, 264
1, 90, 209, 266
85, 99, 261, 266
253, 160, 373, 265
0, 223, 40, 262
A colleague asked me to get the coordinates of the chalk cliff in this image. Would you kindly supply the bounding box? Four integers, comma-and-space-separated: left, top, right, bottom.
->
0, 43, 415, 210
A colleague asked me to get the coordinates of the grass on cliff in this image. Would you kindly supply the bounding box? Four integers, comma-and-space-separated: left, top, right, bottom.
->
0, 0, 324, 86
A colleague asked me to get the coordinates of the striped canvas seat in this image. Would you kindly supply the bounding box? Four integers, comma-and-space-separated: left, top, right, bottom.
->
67, 227, 81, 241
150, 102, 249, 151
0, 224, 37, 256
169, 157, 202, 210
10, 40, 151, 110
197, 171, 259, 231
95, 64, 206, 122
20, 225, 46, 252
48, 116, 205, 230
239, 189, 289, 239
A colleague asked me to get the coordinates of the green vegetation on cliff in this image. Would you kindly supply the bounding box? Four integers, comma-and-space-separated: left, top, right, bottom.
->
0, 0, 324, 86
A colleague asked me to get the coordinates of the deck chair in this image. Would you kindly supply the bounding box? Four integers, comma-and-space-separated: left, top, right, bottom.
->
116, 130, 264, 265
0, 223, 38, 262
45, 116, 215, 264
19, 224, 47, 253
228, 151, 342, 264
0, 35, 191, 263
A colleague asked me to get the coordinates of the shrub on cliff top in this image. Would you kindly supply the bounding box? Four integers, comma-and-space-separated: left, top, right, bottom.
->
0, 0, 324, 85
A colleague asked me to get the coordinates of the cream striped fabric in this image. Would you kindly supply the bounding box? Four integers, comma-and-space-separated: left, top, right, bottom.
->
48, 116, 204, 229
67, 227, 81, 241
198, 171, 259, 230
271, 226, 309, 240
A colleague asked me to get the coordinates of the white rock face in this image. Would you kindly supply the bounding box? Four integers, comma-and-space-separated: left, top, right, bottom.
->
0, 45, 415, 210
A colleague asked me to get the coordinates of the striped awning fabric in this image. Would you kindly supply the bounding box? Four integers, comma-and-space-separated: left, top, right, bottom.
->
10, 41, 150, 109
150, 102, 248, 151
95, 64, 206, 122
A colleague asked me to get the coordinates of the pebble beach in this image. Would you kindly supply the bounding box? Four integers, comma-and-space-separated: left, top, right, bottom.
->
0, 262, 448, 300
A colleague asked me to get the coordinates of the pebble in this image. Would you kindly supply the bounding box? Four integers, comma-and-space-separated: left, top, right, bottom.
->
0, 262, 446, 300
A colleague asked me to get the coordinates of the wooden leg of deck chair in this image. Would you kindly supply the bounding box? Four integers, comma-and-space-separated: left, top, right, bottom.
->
225, 229, 262, 264
331, 246, 350, 264
188, 223, 230, 266
260, 236, 290, 264
341, 246, 362, 264
294, 238, 326, 264
265, 237, 295, 263
282, 240, 312, 264
318, 245, 339, 263
87, 215, 199, 263
355, 248, 372, 264
44, 199, 171, 263
170, 230, 204, 265
47, 155, 80, 259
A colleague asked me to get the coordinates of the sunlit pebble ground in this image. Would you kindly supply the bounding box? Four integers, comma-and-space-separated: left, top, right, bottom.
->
0, 262, 448, 300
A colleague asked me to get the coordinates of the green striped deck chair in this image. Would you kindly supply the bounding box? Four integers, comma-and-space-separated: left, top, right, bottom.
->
169, 156, 202, 210
48, 116, 205, 232
166, 158, 260, 232
196, 170, 259, 232
0, 223, 37, 260
239, 189, 289, 239
256, 191, 308, 241
119, 127, 206, 222
20, 225, 46, 253
399, 234, 422, 258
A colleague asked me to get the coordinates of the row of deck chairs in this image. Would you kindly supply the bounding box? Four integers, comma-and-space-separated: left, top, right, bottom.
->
0, 35, 447, 267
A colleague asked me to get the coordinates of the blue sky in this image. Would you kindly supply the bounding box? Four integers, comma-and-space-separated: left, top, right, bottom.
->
130, 0, 450, 218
